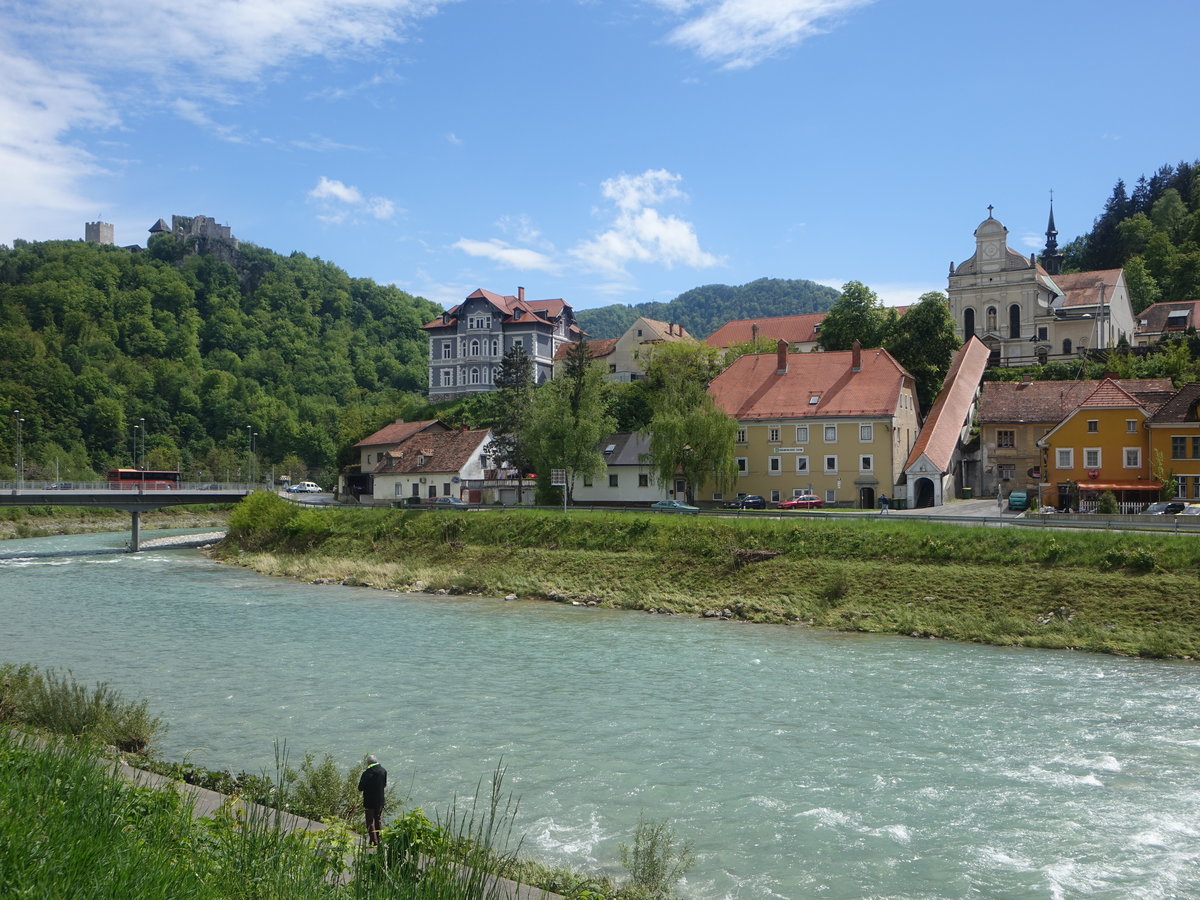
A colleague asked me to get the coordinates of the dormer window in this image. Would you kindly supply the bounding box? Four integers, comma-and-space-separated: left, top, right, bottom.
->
416, 454, 426, 467
808, 394, 820, 405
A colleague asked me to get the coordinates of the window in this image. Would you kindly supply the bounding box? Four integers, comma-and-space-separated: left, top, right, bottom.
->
512, 337, 523, 351
440, 369, 453, 387
998, 464, 1015, 481
825, 488, 836, 504
997, 430, 1015, 448
638, 473, 649, 487
770, 490, 780, 503
963, 308, 975, 338
1037, 326, 1048, 341
609, 474, 619, 488
769, 456, 781, 474
469, 338, 481, 356
583, 475, 592, 487
736, 457, 747, 475
1062, 338, 1072, 355
1193, 437, 1200, 459
1126, 419, 1137, 433
859, 424, 872, 442
795, 425, 808, 443
824, 455, 838, 473
824, 425, 837, 443
796, 456, 809, 473
469, 367, 480, 385
442, 483, 451, 496
712, 492, 723, 501
441, 341, 452, 359
1124, 448, 1141, 468
736, 428, 747, 443
675, 479, 685, 495
768, 426, 780, 442
1087, 420, 1098, 433
859, 455, 873, 473
1009, 305, 1021, 339
1171, 436, 1186, 458
491, 339, 499, 355
1084, 448, 1101, 469
1056, 448, 1074, 469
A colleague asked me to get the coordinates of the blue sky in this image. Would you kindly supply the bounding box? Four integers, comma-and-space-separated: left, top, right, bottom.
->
2, 0, 1197, 313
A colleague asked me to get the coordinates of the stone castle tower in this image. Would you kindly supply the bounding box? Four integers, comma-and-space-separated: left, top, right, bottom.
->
85, 221, 114, 245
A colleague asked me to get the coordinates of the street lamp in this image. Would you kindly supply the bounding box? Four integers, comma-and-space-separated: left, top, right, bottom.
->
139, 417, 146, 468
12, 410, 23, 490
132, 423, 139, 469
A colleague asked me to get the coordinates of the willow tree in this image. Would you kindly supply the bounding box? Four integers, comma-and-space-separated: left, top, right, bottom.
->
642, 343, 737, 504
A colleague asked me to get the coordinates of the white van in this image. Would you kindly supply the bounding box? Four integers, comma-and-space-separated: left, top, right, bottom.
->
286, 481, 321, 493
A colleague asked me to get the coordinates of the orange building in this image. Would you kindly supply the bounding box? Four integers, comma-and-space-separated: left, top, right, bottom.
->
1035, 380, 1161, 510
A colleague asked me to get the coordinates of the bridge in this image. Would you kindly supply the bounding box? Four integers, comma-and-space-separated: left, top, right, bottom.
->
0, 482, 254, 552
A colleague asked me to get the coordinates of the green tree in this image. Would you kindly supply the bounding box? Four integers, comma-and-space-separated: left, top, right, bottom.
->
642, 343, 737, 504
884, 291, 959, 414
522, 344, 616, 504
817, 281, 895, 351
483, 342, 536, 501
1122, 256, 1161, 314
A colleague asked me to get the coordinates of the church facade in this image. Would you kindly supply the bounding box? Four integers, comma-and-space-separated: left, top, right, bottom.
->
946, 207, 1135, 367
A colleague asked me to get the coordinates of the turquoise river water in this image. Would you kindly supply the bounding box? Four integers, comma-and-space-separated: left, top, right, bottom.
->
1, 529, 1198, 898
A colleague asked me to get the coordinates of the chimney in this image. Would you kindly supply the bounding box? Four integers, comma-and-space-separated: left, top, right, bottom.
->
851, 339, 862, 372
776, 339, 788, 374
518, 286, 525, 303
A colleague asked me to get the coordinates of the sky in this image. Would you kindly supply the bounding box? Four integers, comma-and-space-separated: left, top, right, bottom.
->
2, 0, 1197, 314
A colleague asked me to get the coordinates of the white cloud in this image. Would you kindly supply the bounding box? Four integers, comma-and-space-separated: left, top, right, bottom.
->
815, 278, 944, 308
0, 1, 450, 239
453, 238, 558, 272
308, 176, 398, 224
657, 0, 874, 69
571, 169, 719, 277
445, 132, 463, 146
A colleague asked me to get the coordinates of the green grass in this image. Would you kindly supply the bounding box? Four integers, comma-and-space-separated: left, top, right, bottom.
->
218, 496, 1200, 659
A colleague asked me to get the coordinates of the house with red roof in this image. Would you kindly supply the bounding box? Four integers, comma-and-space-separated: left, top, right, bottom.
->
705, 312, 827, 353
948, 206, 1136, 366
553, 316, 694, 382
707, 340, 919, 508
1146, 382, 1200, 504
422, 287, 583, 402
341, 418, 449, 500
902, 337, 991, 507
370, 426, 493, 504
1133, 299, 1200, 347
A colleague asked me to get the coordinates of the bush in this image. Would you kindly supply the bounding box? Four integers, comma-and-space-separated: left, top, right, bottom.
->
618, 815, 695, 899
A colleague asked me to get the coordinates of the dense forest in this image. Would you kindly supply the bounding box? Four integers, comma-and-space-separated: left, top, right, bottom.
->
1063, 159, 1200, 311
0, 237, 441, 482
575, 277, 840, 339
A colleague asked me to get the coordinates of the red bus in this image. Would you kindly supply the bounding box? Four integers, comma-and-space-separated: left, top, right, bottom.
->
106, 468, 181, 490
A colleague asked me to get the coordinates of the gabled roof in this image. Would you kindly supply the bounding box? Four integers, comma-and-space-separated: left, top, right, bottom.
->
904, 337, 991, 472
978, 379, 1174, 424
1145, 381, 1200, 425
373, 428, 490, 475
422, 288, 573, 330
598, 432, 652, 466
354, 419, 447, 448
1136, 299, 1200, 335
553, 337, 618, 361
1077, 379, 1143, 408
705, 313, 826, 348
708, 346, 912, 420
634, 318, 693, 342
1052, 269, 1124, 309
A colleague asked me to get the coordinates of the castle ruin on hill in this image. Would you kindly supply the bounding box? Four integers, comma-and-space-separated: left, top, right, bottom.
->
149, 215, 239, 264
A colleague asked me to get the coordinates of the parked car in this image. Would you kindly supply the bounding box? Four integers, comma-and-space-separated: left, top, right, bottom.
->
396, 496, 427, 508
778, 494, 823, 510
650, 499, 699, 514
1178, 504, 1200, 516
1006, 490, 1029, 511
429, 496, 470, 508
1144, 500, 1186, 515
286, 481, 322, 493
722, 494, 767, 510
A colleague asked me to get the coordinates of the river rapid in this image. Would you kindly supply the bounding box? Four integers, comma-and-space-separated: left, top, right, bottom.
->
1, 529, 1198, 899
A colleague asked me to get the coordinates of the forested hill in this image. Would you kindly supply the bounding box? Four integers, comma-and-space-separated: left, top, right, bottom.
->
575, 277, 841, 339
0, 238, 441, 480
1064, 159, 1200, 312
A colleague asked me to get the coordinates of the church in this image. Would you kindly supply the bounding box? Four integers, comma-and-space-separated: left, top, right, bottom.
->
946, 206, 1135, 367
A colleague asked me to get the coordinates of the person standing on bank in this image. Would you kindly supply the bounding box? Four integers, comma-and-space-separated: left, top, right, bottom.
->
358, 754, 387, 846
879, 494, 890, 515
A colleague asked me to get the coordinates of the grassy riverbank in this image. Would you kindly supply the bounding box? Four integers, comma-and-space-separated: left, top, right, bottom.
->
216, 493, 1200, 660
0, 504, 232, 540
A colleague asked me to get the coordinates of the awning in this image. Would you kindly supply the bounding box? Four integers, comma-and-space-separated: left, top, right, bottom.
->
1076, 481, 1162, 492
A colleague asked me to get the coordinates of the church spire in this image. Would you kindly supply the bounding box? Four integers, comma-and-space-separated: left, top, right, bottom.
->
1041, 193, 1063, 275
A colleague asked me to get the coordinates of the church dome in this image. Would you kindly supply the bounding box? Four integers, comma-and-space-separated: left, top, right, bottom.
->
974, 216, 1007, 238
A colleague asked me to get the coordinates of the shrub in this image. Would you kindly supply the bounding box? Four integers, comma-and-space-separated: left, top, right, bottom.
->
618, 814, 695, 899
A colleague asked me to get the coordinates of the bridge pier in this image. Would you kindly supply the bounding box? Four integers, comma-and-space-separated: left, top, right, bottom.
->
130, 510, 140, 553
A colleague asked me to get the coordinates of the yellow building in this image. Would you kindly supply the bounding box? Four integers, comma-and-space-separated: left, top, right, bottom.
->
1036, 380, 1160, 510
707, 341, 919, 508
1145, 382, 1200, 502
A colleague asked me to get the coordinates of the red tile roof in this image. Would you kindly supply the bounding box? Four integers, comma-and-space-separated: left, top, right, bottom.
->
1137, 299, 1200, 335
904, 337, 991, 471
422, 288, 572, 330
373, 428, 491, 475
978, 379, 1174, 423
1052, 269, 1124, 308
553, 337, 618, 361
705, 313, 826, 348
708, 346, 912, 419
1146, 381, 1200, 424
354, 419, 446, 448
1077, 378, 1144, 408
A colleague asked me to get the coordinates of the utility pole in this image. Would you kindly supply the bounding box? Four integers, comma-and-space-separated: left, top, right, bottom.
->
12, 410, 23, 490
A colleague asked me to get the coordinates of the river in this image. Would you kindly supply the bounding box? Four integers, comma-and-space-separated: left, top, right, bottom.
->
1, 529, 1197, 899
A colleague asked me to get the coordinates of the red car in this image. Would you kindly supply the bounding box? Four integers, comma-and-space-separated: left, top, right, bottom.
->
778, 494, 823, 510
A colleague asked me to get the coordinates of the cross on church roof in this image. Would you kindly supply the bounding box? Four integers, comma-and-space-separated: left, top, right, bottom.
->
987, 204, 994, 217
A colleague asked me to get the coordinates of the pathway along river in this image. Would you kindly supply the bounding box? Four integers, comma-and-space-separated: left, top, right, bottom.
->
2, 530, 1198, 898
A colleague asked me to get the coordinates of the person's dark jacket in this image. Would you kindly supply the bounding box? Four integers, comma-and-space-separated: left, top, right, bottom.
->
358, 762, 387, 809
